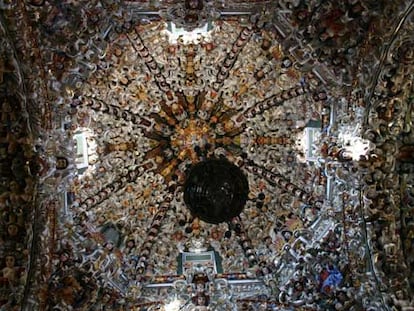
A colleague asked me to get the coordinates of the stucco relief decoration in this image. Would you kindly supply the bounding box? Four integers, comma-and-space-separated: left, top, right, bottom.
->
0, 0, 413, 310
160, 0, 221, 31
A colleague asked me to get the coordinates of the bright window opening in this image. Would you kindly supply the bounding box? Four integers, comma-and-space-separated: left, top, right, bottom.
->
165, 21, 213, 44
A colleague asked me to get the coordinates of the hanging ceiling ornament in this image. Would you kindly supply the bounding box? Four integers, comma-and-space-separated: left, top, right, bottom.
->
184, 158, 249, 224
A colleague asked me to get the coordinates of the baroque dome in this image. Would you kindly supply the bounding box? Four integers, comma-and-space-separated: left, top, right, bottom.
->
0, 0, 414, 310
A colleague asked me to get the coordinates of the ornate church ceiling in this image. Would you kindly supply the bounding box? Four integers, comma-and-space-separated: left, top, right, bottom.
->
1, 0, 414, 310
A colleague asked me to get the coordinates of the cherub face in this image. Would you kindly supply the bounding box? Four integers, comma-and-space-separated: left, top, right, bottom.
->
8, 224, 19, 236
5, 256, 15, 268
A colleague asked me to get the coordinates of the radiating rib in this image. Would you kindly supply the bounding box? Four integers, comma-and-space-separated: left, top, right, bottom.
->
135, 199, 171, 275
128, 29, 172, 93
82, 96, 154, 130
212, 26, 254, 92
242, 84, 311, 120
244, 160, 320, 207
230, 217, 258, 267
252, 135, 290, 145
78, 161, 156, 210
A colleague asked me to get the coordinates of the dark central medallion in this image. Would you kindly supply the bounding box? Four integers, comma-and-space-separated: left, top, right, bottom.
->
184, 159, 249, 224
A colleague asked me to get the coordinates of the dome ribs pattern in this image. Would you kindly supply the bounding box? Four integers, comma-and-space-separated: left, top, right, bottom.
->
28, 16, 335, 308
2, 1, 412, 309
242, 83, 312, 120
82, 95, 154, 129
78, 162, 154, 211
129, 29, 172, 93
213, 26, 254, 92
230, 216, 259, 267
245, 160, 320, 207
135, 199, 171, 275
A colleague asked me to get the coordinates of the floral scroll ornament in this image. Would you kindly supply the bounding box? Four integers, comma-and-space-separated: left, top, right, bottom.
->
160, 0, 221, 31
